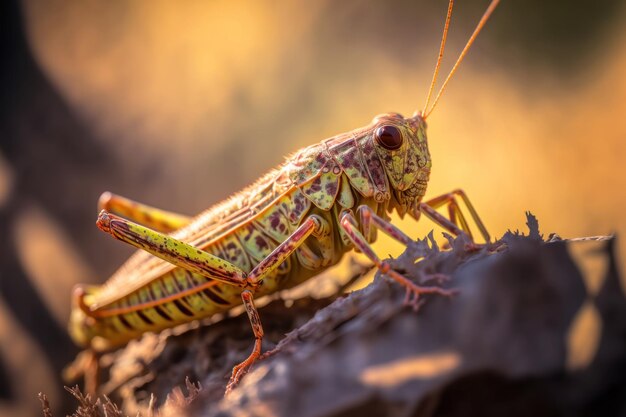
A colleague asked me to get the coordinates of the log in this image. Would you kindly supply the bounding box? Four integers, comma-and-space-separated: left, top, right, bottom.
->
53, 214, 625, 417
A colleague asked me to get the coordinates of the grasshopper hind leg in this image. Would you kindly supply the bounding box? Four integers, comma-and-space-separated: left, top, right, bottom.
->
63, 349, 101, 396
225, 290, 263, 396
224, 215, 332, 395
96, 211, 334, 395
98, 192, 191, 233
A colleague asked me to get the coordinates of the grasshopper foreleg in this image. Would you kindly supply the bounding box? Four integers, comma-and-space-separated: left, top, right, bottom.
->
98, 192, 192, 233
419, 189, 490, 243
340, 209, 455, 310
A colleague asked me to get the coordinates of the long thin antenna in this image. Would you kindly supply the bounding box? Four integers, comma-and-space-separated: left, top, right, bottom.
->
422, 0, 454, 114
424, 0, 500, 119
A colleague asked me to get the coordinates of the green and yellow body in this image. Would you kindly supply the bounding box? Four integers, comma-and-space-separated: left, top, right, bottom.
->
69, 113, 433, 351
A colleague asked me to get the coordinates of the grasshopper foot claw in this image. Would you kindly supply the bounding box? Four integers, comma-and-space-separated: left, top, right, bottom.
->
224, 340, 262, 396
401, 281, 458, 312
225, 366, 249, 396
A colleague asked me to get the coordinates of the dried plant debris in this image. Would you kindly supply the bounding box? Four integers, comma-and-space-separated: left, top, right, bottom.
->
38, 392, 53, 417
59, 386, 124, 417
41, 379, 202, 417
49, 213, 625, 417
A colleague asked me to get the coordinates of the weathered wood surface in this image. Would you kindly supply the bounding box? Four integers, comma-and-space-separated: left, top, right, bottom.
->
56, 216, 625, 417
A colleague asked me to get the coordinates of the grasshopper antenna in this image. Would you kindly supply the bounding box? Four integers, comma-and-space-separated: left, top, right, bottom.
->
424, 0, 500, 119
423, 0, 454, 114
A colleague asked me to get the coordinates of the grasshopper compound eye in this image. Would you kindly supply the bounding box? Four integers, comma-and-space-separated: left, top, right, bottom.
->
375, 125, 403, 150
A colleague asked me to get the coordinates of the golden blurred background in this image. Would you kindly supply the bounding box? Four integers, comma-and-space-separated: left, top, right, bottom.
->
1, 0, 625, 415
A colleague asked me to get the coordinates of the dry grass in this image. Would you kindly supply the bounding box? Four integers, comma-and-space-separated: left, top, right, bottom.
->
39, 378, 201, 417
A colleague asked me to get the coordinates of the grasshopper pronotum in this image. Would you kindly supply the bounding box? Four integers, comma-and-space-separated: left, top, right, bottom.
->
68, 0, 499, 396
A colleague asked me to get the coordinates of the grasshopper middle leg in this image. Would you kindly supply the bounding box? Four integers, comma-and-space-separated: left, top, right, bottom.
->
340, 208, 456, 309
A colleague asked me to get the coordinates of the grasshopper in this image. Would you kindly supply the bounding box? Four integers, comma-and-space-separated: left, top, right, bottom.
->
68, 0, 498, 396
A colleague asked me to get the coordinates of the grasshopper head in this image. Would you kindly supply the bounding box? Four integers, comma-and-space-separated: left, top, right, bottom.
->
371, 112, 431, 217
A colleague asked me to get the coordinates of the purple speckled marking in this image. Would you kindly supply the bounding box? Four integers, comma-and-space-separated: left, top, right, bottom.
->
276, 190, 310, 227
237, 223, 275, 262
255, 206, 292, 243
326, 134, 375, 197
214, 236, 252, 272
299, 168, 340, 210
289, 144, 331, 186
359, 135, 388, 197
255, 235, 269, 251
325, 180, 338, 198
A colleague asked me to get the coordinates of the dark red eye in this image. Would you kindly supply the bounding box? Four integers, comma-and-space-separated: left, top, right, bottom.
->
375, 125, 403, 150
